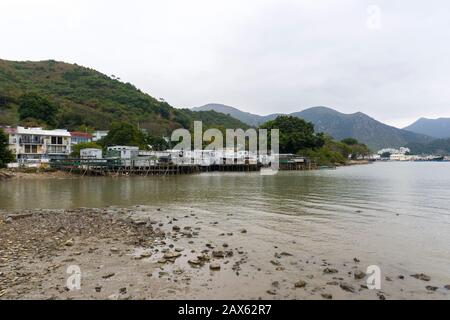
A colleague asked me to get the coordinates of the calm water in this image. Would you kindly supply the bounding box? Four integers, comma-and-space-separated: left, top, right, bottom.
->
1, 162, 450, 287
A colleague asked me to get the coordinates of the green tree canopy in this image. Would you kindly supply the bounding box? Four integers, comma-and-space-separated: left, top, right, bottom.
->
0, 129, 15, 168
18, 93, 57, 127
100, 122, 146, 148
260, 116, 325, 154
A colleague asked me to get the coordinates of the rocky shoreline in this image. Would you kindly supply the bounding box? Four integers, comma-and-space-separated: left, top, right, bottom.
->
0, 207, 448, 300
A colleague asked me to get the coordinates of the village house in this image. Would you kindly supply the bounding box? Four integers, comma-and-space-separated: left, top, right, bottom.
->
6, 126, 72, 164
92, 130, 109, 142
70, 131, 93, 145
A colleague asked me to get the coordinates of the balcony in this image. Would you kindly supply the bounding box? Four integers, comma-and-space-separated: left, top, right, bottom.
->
47, 146, 68, 154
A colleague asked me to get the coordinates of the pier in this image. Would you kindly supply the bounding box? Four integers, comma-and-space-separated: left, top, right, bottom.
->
50, 158, 317, 176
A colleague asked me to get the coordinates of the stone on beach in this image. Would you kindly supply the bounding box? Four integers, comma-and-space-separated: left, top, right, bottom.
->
294, 280, 307, 288
209, 262, 221, 271
323, 268, 338, 274
411, 273, 431, 281
354, 270, 366, 280
339, 282, 356, 293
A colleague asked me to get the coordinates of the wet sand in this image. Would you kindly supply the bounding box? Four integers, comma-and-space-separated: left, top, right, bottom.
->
1, 206, 448, 300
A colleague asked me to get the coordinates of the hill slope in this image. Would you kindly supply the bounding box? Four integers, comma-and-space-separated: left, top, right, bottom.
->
193, 104, 433, 150
404, 118, 450, 139
192, 103, 279, 127
0, 59, 248, 134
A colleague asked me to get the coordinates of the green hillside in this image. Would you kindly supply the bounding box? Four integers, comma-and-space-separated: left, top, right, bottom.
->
0, 59, 248, 135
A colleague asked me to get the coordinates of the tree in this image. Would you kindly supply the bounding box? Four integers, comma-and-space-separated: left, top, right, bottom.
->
341, 138, 359, 146
18, 93, 57, 127
0, 129, 15, 168
341, 138, 370, 159
100, 122, 146, 148
145, 135, 169, 151
70, 142, 102, 157
260, 116, 325, 154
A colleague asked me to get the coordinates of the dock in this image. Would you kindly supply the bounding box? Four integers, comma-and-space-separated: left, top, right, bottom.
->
50, 158, 317, 176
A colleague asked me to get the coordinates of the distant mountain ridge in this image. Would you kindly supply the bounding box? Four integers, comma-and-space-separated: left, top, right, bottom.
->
192, 103, 280, 126
404, 117, 450, 139
193, 104, 433, 150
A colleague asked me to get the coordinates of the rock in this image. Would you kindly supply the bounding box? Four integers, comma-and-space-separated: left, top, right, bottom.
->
95, 286, 102, 293
102, 272, 115, 279
411, 273, 431, 281
280, 252, 293, 256
172, 226, 180, 232
353, 257, 360, 263
188, 259, 201, 265
294, 280, 307, 288
323, 268, 338, 274
354, 270, 366, 280
426, 286, 438, 291
270, 260, 281, 266
377, 293, 386, 300
119, 287, 127, 294
271, 281, 280, 288
385, 276, 392, 282
339, 282, 356, 293
266, 290, 276, 295
326, 281, 339, 286
321, 293, 332, 299
163, 251, 182, 260
222, 243, 229, 248
138, 252, 152, 259
212, 251, 225, 258
240, 229, 247, 234
64, 239, 74, 247
209, 262, 221, 271
398, 275, 405, 280
110, 247, 120, 253
5, 217, 13, 224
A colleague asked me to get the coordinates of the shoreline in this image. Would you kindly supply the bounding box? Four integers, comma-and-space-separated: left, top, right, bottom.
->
1, 206, 448, 300
1, 160, 372, 180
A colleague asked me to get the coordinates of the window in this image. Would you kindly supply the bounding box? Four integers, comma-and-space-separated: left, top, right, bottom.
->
51, 136, 63, 144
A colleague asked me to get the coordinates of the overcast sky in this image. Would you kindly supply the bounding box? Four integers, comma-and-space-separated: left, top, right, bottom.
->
1, 0, 449, 128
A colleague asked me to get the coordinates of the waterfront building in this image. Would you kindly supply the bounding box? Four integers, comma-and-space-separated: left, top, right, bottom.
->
6, 126, 71, 163
107, 146, 139, 159
70, 131, 93, 145
80, 148, 103, 159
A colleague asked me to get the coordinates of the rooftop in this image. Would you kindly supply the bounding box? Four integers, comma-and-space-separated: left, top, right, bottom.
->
16, 126, 71, 137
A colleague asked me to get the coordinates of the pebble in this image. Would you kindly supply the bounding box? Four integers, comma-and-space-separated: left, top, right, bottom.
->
64, 239, 74, 247
339, 282, 355, 293
102, 272, 115, 279
240, 229, 247, 234
426, 286, 438, 291
95, 286, 102, 293
411, 273, 431, 281
354, 270, 366, 280
110, 247, 119, 253
323, 268, 338, 274
321, 293, 332, 299
5, 217, 13, 224
209, 262, 221, 271
294, 280, 307, 288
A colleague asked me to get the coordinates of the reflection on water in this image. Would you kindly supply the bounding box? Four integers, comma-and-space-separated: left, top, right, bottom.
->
1, 162, 450, 282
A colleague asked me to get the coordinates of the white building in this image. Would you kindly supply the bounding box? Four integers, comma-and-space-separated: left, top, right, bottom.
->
80, 148, 103, 159
92, 130, 109, 142
7, 126, 71, 163
107, 146, 139, 159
